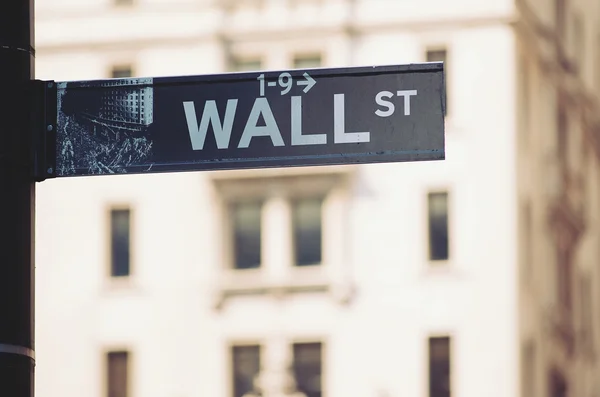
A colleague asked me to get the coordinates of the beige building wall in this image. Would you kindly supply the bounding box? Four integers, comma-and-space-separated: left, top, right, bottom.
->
516, 0, 600, 396
34, 0, 600, 397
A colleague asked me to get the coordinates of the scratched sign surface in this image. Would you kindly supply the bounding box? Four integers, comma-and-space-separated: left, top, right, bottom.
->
54, 63, 445, 177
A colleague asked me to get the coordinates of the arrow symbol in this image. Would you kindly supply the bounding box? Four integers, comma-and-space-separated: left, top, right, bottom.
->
297, 72, 316, 93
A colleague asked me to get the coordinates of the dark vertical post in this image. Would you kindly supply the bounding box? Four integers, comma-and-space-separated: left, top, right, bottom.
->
0, 0, 36, 396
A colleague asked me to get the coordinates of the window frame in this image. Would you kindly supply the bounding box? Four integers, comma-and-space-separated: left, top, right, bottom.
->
229, 56, 263, 73
230, 342, 263, 397
106, 204, 134, 280
427, 335, 452, 397
291, 339, 325, 397
113, 0, 135, 8
291, 196, 324, 267
229, 200, 264, 271
104, 349, 131, 397
292, 53, 323, 69
426, 190, 451, 265
109, 64, 134, 79
424, 45, 449, 116
211, 168, 354, 301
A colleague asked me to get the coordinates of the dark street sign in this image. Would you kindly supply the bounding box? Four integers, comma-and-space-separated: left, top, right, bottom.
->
45, 63, 445, 178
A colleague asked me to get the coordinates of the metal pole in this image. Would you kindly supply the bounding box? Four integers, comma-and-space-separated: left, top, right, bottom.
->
0, 0, 36, 396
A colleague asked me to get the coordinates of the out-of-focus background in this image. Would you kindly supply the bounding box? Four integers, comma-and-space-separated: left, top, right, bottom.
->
33, 0, 600, 397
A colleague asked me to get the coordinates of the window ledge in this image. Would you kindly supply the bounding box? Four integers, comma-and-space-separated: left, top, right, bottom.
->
213, 267, 355, 309
210, 165, 356, 201
420, 261, 460, 278
101, 275, 140, 295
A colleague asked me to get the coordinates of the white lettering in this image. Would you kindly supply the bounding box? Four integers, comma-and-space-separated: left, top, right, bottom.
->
397, 90, 418, 116
334, 94, 370, 144
238, 97, 285, 148
291, 96, 327, 146
183, 100, 238, 150
375, 91, 395, 117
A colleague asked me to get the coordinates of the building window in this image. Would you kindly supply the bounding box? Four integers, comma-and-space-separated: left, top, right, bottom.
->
230, 58, 262, 72
293, 342, 323, 397
110, 208, 131, 277
293, 54, 322, 69
426, 48, 448, 115
212, 170, 350, 300
106, 351, 129, 397
232, 345, 261, 397
428, 336, 451, 397
110, 65, 133, 79
114, 0, 134, 7
292, 198, 323, 266
232, 202, 263, 269
428, 192, 449, 262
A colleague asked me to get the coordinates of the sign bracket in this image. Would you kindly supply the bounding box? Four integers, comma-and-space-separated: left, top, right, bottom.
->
32, 79, 57, 182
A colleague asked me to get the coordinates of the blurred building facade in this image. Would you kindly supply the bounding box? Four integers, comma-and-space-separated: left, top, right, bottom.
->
34, 0, 600, 397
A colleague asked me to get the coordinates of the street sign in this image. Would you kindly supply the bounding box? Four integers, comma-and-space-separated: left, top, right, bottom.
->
46, 63, 445, 178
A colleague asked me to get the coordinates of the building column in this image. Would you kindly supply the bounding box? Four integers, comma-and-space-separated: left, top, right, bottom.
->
262, 195, 292, 286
